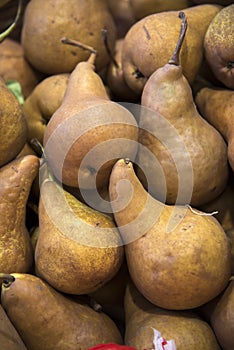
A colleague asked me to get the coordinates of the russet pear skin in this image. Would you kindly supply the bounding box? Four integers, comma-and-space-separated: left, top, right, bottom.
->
121, 4, 222, 95
109, 159, 232, 310
0, 155, 39, 273
124, 281, 221, 350
0, 304, 27, 350
43, 52, 138, 189
0, 76, 27, 167
204, 4, 234, 89
35, 178, 124, 295
195, 86, 234, 173
0, 273, 123, 350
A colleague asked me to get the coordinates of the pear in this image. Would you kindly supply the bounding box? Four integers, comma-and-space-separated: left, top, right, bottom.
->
107, 0, 136, 38
130, 0, 193, 20
138, 12, 228, 206
121, 4, 222, 95
204, 4, 234, 89
0, 273, 123, 350
0, 155, 39, 273
35, 167, 124, 295
43, 40, 138, 189
124, 280, 221, 349
23, 73, 69, 145
195, 85, 234, 173
0, 303, 27, 350
193, 0, 232, 4
109, 158, 232, 310
0, 38, 40, 98
0, 76, 27, 167
21, 0, 117, 75
106, 38, 139, 102
210, 279, 234, 350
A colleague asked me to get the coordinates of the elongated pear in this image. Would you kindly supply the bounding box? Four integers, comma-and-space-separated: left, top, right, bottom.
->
109, 159, 231, 310
138, 12, 228, 206
0, 273, 123, 350
0, 155, 39, 273
43, 39, 138, 190
195, 86, 234, 173
35, 166, 124, 295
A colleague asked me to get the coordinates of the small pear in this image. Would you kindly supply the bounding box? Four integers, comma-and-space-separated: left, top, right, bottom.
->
109, 159, 231, 310
0, 76, 27, 167
210, 279, 234, 350
204, 4, 234, 89
0, 155, 39, 273
138, 12, 228, 206
124, 281, 221, 349
35, 167, 124, 295
0, 273, 123, 350
43, 39, 138, 189
23, 73, 69, 145
195, 85, 234, 173
0, 303, 27, 350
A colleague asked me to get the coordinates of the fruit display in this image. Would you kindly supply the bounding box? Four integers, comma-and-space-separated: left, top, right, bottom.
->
0, 1, 233, 349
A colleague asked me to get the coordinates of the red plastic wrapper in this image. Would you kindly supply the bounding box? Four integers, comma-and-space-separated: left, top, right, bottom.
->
87, 343, 137, 350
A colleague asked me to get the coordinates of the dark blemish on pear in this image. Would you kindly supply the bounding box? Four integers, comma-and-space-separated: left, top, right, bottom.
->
227, 61, 234, 69
132, 68, 145, 79
143, 25, 151, 40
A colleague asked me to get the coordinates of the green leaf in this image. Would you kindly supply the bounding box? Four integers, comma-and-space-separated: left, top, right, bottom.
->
6, 80, 24, 105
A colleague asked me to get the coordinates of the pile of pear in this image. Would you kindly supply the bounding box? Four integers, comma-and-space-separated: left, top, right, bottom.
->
0, 1, 234, 349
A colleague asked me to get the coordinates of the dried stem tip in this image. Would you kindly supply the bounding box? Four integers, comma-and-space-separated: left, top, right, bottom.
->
168, 11, 187, 66
0, 273, 15, 287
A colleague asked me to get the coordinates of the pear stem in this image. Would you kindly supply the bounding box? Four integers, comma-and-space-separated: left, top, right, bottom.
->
168, 11, 187, 66
0, 0, 22, 43
0, 273, 15, 287
61, 37, 97, 65
101, 28, 119, 69
30, 138, 44, 157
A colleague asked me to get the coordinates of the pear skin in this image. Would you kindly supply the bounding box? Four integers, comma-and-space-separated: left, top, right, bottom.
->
138, 12, 228, 206
0, 155, 39, 273
124, 281, 221, 349
0, 304, 27, 350
23, 73, 69, 144
195, 86, 234, 173
35, 176, 124, 294
109, 159, 232, 310
0, 76, 27, 167
0, 273, 123, 350
210, 279, 234, 350
122, 4, 222, 94
204, 5, 234, 89
43, 48, 138, 189
21, 0, 117, 74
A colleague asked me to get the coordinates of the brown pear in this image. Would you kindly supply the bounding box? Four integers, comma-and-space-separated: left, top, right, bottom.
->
35, 169, 124, 295
210, 279, 234, 350
195, 86, 234, 173
130, 0, 193, 20
0, 303, 27, 350
0, 273, 123, 350
124, 281, 221, 349
204, 4, 234, 89
0, 76, 27, 167
121, 4, 222, 95
43, 39, 138, 189
193, 0, 232, 4
0, 38, 40, 98
0, 155, 39, 273
138, 12, 228, 206
21, 0, 117, 74
106, 38, 139, 102
23, 73, 69, 145
109, 158, 231, 310
107, 0, 136, 38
